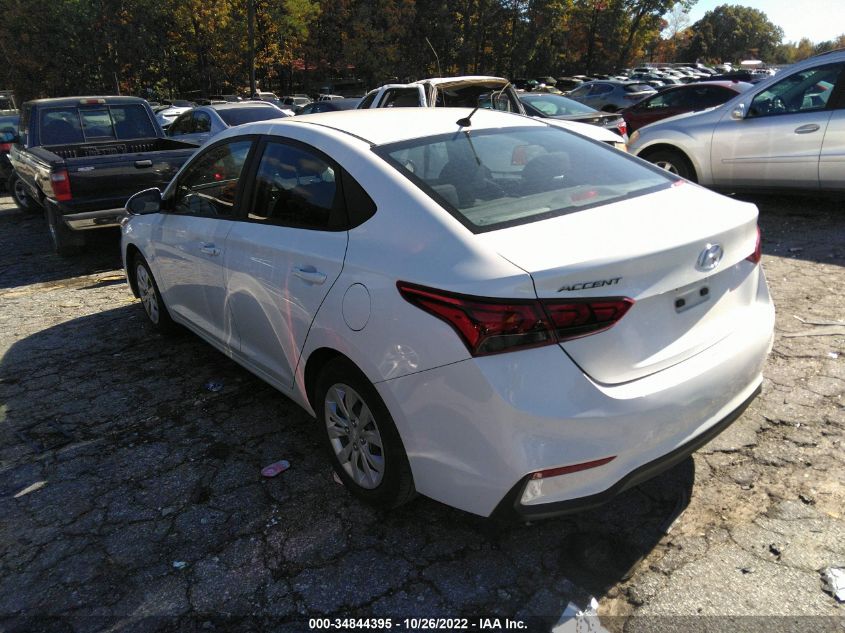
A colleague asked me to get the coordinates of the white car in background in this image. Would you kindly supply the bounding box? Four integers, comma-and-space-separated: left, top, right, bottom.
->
359, 76, 628, 150
122, 108, 774, 519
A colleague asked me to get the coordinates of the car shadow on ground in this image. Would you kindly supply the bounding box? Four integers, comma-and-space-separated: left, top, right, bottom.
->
734, 193, 845, 268
0, 302, 695, 630
0, 206, 122, 290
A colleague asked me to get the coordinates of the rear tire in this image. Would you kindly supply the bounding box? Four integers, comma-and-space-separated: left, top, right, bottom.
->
644, 149, 697, 182
44, 201, 85, 256
132, 254, 176, 332
315, 357, 415, 509
8, 172, 37, 212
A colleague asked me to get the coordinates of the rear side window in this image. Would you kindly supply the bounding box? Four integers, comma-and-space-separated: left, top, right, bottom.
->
625, 84, 654, 93
172, 140, 253, 218
40, 104, 155, 144
247, 141, 342, 230
376, 126, 672, 233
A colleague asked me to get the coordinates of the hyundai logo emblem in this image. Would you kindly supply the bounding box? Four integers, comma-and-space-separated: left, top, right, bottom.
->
696, 243, 723, 272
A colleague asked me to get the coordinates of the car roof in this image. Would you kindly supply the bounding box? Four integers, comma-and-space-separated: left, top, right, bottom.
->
226, 107, 547, 146
417, 76, 507, 87
23, 96, 148, 107
208, 101, 278, 111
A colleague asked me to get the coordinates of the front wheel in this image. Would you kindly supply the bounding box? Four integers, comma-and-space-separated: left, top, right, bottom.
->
316, 358, 415, 509
644, 149, 697, 182
133, 255, 175, 332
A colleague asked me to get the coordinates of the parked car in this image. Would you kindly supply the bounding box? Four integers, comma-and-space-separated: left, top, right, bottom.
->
520, 93, 627, 138
281, 95, 311, 109
358, 76, 627, 150
155, 105, 192, 130
166, 102, 288, 146
566, 80, 656, 112
8, 96, 197, 254
121, 108, 773, 519
0, 114, 20, 191
628, 50, 845, 191
621, 81, 752, 133
296, 98, 361, 114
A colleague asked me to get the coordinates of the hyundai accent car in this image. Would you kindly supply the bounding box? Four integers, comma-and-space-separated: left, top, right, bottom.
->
121, 108, 774, 519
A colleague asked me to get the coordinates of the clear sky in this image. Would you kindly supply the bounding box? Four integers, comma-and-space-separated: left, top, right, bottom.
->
681, 0, 845, 44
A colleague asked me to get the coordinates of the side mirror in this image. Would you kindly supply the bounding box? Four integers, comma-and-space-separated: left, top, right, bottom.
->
126, 188, 162, 215
731, 103, 746, 120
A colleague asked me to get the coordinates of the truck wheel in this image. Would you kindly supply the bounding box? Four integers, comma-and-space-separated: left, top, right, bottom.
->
8, 173, 36, 212
44, 201, 85, 256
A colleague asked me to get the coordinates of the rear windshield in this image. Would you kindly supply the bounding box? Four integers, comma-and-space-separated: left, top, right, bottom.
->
625, 84, 655, 93
218, 106, 283, 126
375, 126, 672, 232
39, 104, 156, 145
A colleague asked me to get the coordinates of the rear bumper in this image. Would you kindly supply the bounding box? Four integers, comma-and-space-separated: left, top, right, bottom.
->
490, 384, 760, 521
63, 207, 126, 230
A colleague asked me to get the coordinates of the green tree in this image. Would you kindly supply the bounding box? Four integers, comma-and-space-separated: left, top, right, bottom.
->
683, 4, 783, 64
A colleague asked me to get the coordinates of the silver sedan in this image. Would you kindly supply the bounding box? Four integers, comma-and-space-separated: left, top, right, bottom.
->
628, 50, 845, 192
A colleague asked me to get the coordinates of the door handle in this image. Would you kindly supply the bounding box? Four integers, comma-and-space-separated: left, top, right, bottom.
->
199, 243, 221, 256
293, 266, 327, 285
794, 124, 820, 134
134, 159, 153, 168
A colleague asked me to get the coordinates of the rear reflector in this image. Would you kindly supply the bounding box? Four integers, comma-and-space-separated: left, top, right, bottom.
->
50, 169, 72, 202
397, 281, 633, 357
746, 226, 762, 264
530, 455, 617, 479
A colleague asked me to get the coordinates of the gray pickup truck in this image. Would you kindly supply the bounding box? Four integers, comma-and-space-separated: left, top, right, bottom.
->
9, 96, 197, 255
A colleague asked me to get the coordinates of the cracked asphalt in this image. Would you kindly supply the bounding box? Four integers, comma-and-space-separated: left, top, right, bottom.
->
0, 193, 843, 633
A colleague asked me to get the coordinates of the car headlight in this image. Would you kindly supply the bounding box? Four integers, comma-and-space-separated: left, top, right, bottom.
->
628, 130, 640, 145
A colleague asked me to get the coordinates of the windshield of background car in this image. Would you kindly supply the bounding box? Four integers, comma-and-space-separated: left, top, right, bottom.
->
376, 126, 672, 232
217, 106, 283, 126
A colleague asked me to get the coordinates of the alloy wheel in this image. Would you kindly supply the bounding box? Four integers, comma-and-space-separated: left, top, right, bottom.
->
324, 383, 385, 489
135, 263, 160, 324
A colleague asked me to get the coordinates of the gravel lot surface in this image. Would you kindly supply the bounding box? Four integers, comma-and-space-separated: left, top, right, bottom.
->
0, 193, 842, 633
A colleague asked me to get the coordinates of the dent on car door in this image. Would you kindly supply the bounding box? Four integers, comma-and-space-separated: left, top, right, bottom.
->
153, 138, 255, 346
224, 139, 350, 389
710, 63, 844, 188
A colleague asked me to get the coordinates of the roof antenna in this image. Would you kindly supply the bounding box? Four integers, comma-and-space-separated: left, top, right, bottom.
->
426, 37, 442, 77
456, 106, 479, 127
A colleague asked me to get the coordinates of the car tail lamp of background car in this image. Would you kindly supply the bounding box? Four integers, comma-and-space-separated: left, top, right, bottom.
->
397, 282, 633, 357
50, 169, 72, 202
615, 118, 627, 137
746, 225, 762, 264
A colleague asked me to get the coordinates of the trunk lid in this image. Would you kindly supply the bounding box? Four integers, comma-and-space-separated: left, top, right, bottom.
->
475, 183, 761, 384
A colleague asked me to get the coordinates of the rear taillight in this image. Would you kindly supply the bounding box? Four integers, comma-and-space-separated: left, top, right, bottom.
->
0, 143, 10, 153
616, 119, 627, 137
397, 282, 633, 357
746, 226, 762, 264
50, 169, 72, 202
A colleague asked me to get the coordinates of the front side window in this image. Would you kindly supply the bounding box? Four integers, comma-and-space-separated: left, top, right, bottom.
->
749, 63, 844, 117
172, 140, 253, 217
247, 141, 341, 230
377, 126, 672, 232
381, 89, 421, 108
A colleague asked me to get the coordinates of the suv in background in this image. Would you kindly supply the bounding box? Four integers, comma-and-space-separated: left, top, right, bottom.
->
628, 49, 845, 192
566, 80, 656, 112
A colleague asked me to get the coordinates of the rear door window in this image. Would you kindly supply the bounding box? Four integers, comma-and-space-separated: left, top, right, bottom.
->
40, 108, 84, 144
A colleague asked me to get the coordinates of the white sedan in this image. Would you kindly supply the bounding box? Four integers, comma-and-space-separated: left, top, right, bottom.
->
121, 108, 774, 519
